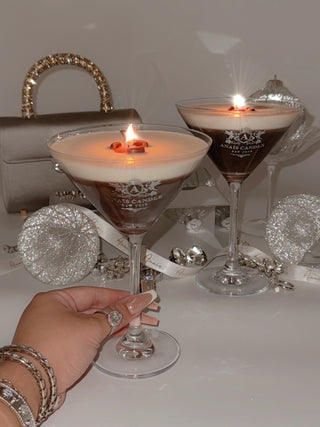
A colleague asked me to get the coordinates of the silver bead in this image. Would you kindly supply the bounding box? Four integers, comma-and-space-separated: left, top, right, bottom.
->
185, 246, 207, 266
169, 248, 187, 266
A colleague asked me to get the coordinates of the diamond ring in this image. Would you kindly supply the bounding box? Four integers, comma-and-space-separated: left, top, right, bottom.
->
97, 309, 123, 336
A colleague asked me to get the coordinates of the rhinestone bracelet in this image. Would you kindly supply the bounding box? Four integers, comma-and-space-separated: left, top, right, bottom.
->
0, 350, 48, 424
1, 345, 60, 418
0, 379, 36, 426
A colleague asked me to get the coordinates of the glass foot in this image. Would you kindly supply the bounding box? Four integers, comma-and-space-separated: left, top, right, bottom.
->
116, 326, 154, 360
94, 329, 180, 379
197, 265, 269, 296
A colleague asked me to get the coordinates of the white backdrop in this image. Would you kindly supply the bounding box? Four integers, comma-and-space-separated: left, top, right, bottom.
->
1, 0, 320, 218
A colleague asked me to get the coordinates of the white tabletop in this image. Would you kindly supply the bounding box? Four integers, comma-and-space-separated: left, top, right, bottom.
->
0, 209, 320, 427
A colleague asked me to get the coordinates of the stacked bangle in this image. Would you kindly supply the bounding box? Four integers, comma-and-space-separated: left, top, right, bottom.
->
2, 345, 60, 418
0, 345, 60, 426
0, 379, 36, 427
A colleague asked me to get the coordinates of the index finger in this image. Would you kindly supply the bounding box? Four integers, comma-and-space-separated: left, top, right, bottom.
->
50, 286, 129, 313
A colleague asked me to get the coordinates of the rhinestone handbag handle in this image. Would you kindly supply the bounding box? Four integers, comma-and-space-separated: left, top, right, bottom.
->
21, 53, 114, 118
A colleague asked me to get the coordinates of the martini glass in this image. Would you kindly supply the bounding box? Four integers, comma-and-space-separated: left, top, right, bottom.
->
243, 126, 320, 237
176, 97, 302, 296
48, 123, 211, 378
241, 75, 320, 236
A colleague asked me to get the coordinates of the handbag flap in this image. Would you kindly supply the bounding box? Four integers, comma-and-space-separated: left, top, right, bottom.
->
0, 109, 141, 163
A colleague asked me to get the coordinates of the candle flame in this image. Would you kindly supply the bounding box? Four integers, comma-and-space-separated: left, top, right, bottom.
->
233, 94, 245, 109
125, 124, 137, 144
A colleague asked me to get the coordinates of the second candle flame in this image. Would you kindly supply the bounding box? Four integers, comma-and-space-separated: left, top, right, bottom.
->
233, 94, 246, 110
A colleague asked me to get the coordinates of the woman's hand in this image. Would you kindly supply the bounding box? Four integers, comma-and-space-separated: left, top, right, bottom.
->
12, 286, 158, 396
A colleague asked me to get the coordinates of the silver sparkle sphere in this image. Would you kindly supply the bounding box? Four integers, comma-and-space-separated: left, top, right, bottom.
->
18, 204, 100, 286
265, 195, 320, 264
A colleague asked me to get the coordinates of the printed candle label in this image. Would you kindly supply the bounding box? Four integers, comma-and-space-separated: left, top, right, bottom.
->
110, 180, 162, 211
223, 128, 266, 158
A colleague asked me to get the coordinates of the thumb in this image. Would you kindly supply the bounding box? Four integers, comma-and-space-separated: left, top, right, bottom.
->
93, 290, 158, 338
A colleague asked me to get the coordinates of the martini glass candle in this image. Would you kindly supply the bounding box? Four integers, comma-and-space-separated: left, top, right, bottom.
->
176, 96, 302, 296
241, 75, 315, 237
49, 123, 211, 377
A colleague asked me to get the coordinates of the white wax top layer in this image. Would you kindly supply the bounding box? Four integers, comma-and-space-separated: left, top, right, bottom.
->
178, 103, 300, 131
50, 129, 208, 182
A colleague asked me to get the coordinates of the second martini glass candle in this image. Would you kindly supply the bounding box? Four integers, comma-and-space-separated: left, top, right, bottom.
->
177, 96, 302, 296
49, 123, 211, 377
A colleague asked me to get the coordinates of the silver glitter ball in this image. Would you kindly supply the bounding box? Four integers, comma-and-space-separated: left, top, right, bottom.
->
18, 204, 100, 286
265, 194, 320, 264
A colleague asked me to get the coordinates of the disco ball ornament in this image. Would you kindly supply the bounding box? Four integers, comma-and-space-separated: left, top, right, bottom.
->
18, 204, 100, 286
265, 194, 320, 264
250, 74, 302, 106
249, 75, 306, 158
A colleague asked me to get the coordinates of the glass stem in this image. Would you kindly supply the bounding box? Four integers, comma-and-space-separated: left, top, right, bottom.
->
224, 181, 242, 275
128, 233, 145, 319
117, 233, 154, 359
266, 164, 277, 220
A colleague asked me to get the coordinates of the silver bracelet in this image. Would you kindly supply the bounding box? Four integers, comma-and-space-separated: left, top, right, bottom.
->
2, 345, 60, 418
0, 345, 60, 425
0, 379, 36, 427
0, 350, 48, 424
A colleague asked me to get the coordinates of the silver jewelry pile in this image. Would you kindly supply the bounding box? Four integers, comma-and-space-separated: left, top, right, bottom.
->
18, 204, 100, 286
2, 244, 18, 254
169, 245, 208, 266
265, 194, 320, 264
93, 253, 130, 280
238, 252, 294, 291
92, 253, 162, 291
140, 265, 163, 292
55, 190, 86, 201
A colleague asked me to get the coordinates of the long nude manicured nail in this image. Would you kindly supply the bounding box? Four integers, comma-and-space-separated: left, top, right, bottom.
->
121, 290, 157, 315
148, 301, 159, 311
141, 313, 159, 326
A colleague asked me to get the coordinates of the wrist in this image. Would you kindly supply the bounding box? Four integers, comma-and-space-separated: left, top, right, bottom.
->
0, 398, 22, 427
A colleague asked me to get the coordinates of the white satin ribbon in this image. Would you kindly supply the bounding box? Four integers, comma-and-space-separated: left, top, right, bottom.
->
78, 207, 320, 284
281, 265, 320, 285
238, 244, 320, 286
77, 206, 204, 278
